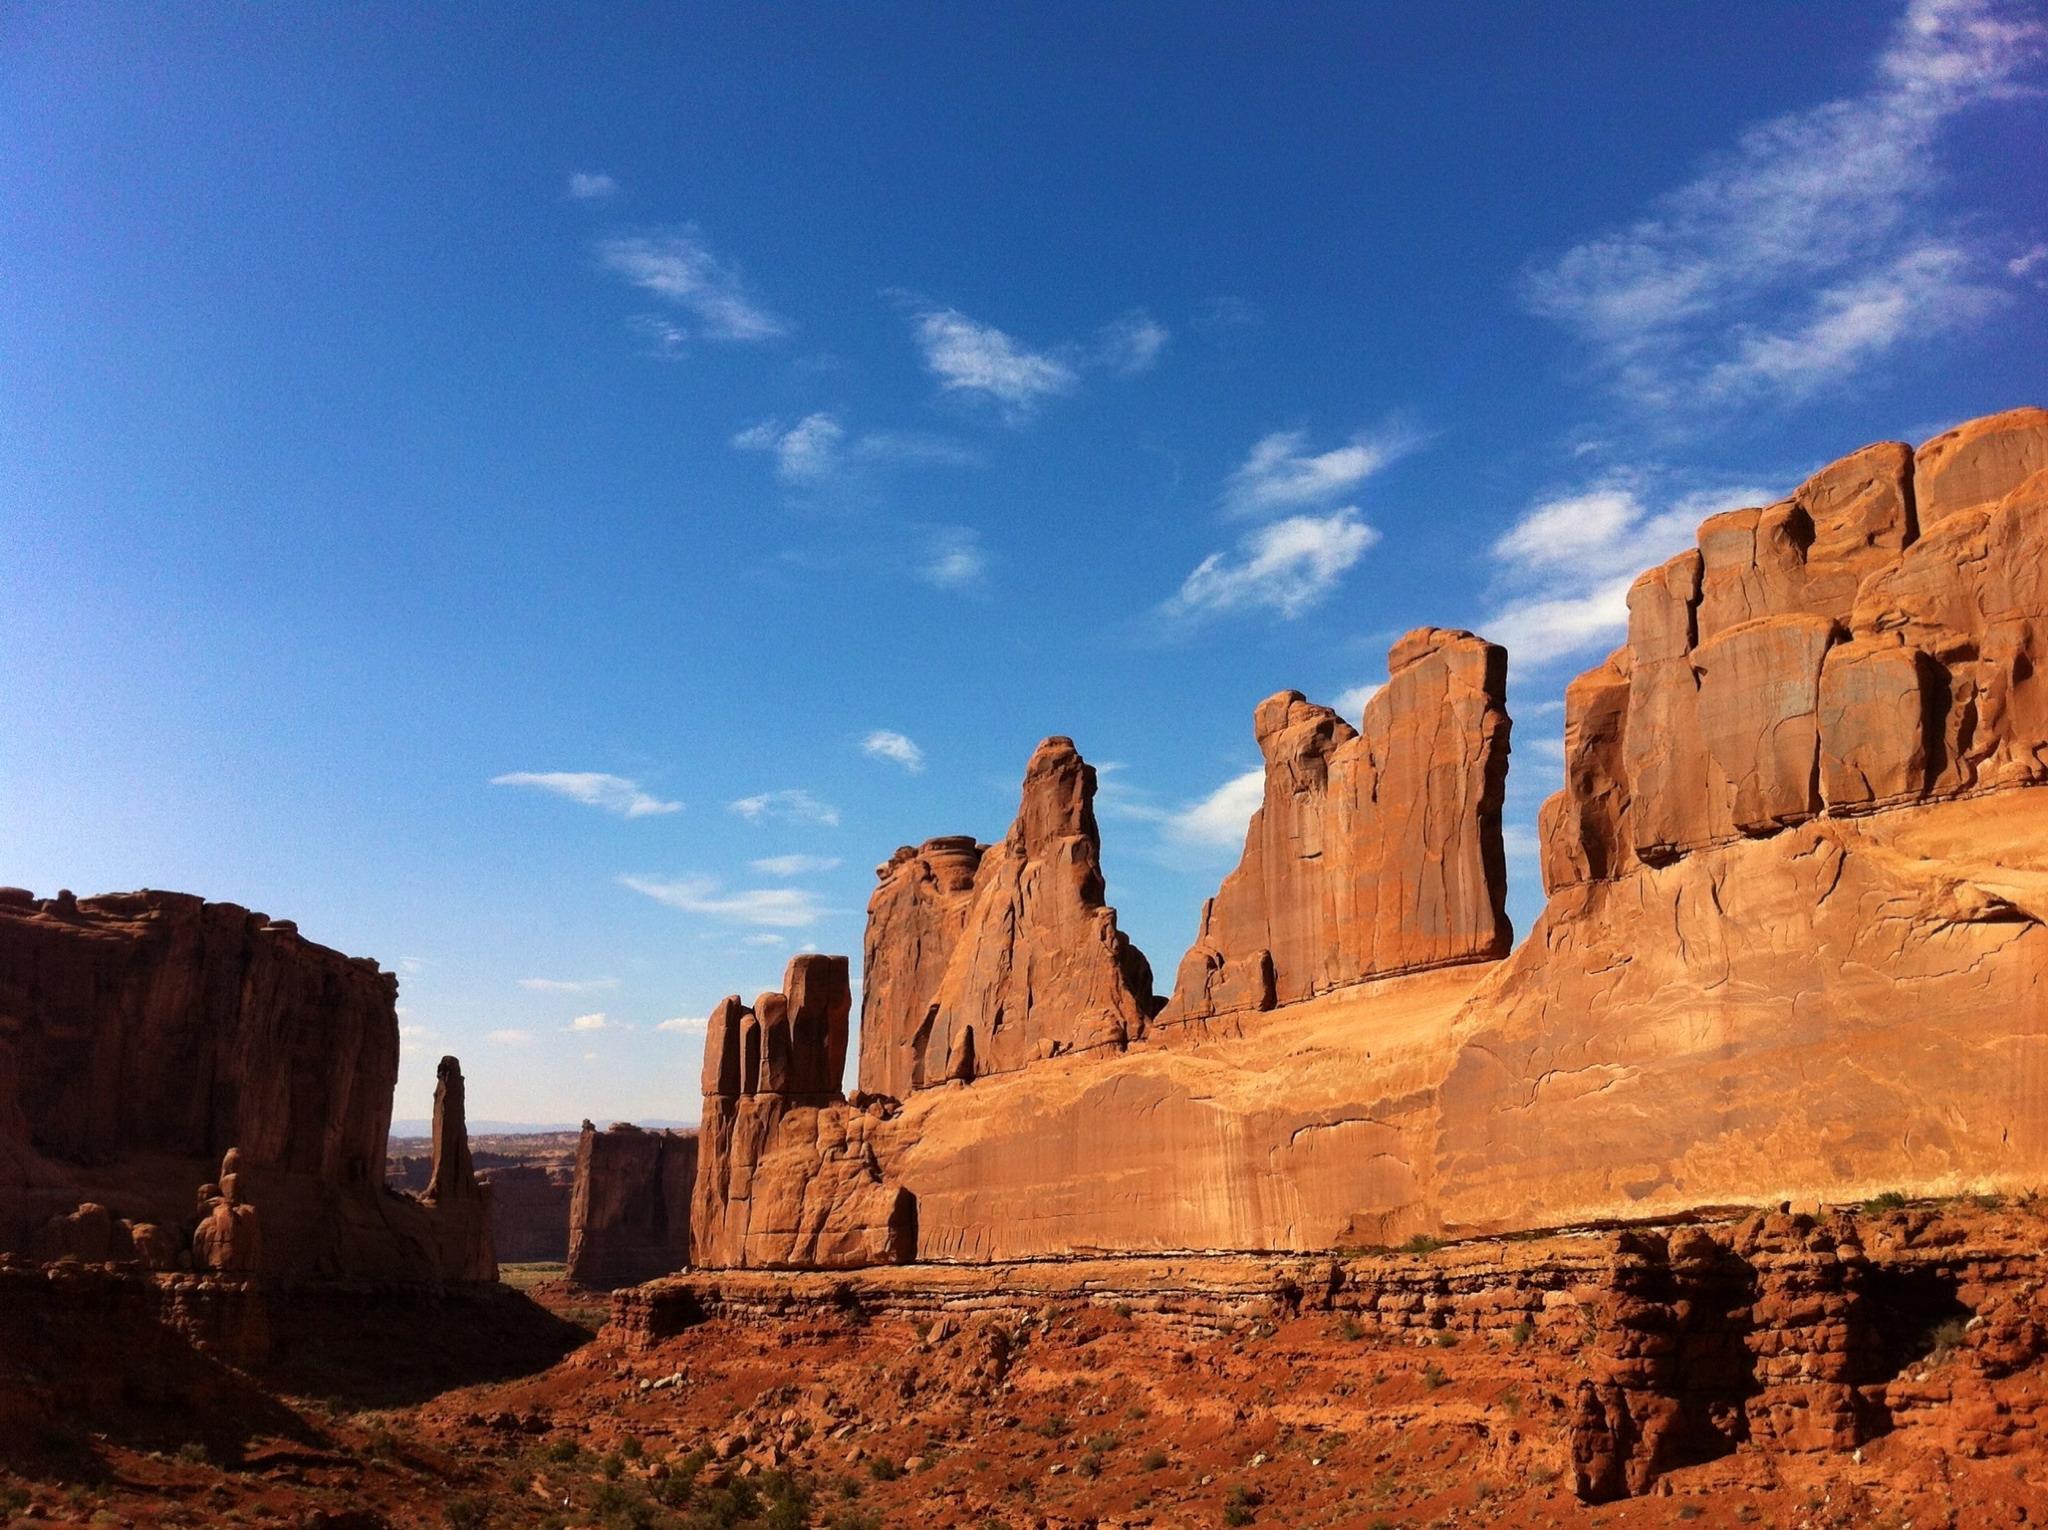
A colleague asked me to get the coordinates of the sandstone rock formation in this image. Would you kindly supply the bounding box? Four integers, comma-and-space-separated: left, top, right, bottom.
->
1159, 627, 1512, 1027
480, 1162, 572, 1262
699, 408, 2048, 1270
420, 1055, 495, 1282
0, 889, 495, 1282
1538, 407, 2048, 889
695, 955, 914, 1269
857, 737, 1155, 1098
565, 1122, 697, 1288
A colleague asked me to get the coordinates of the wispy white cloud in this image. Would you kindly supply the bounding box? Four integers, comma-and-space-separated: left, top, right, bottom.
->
910, 307, 1078, 414
566, 1012, 617, 1033
1161, 509, 1379, 626
862, 730, 926, 774
728, 789, 841, 827
398, 1023, 435, 1055
568, 172, 619, 200
741, 933, 785, 947
598, 230, 789, 343
1333, 681, 1382, 719
1224, 425, 1419, 517
1094, 311, 1170, 375
733, 416, 979, 492
619, 874, 825, 928
517, 976, 620, 994
918, 526, 988, 589
1524, 0, 2044, 409
657, 1016, 708, 1035
490, 771, 682, 818
751, 854, 841, 876
734, 412, 846, 484
2011, 242, 2048, 278
488, 1028, 534, 1047
1482, 480, 1772, 668
1164, 769, 1266, 850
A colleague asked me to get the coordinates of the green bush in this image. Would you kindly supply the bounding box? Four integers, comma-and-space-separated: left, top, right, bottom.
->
1422, 1362, 1447, 1390
1401, 1233, 1447, 1255
1142, 1448, 1169, 1471
1863, 1190, 1909, 1213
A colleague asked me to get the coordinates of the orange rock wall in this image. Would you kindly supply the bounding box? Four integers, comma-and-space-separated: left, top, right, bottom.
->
1160, 627, 1512, 1026
857, 738, 1154, 1098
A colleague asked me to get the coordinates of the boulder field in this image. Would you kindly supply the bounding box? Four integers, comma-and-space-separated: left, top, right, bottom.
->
690, 406, 2048, 1265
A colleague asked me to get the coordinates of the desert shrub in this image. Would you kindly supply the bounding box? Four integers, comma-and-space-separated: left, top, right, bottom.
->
600, 1450, 625, 1480
1401, 1234, 1447, 1255
1334, 1315, 1366, 1341
1076, 1454, 1100, 1478
1422, 1362, 1447, 1390
867, 1457, 902, 1482
444, 1495, 492, 1530
1222, 1483, 1263, 1525
619, 1435, 644, 1460
1863, 1190, 1909, 1213
1432, 1331, 1458, 1349
1928, 1317, 1970, 1361
544, 1437, 581, 1463
1142, 1447, 1169, 1471
1038, 1415, 1071, 1439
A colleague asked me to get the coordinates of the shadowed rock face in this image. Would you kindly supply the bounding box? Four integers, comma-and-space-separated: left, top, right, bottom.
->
1160, 627, 1513, 1027
566, 1122, 696, 1288
0, 890, 495, 1282
1539, 407, 2048, 889
694, 955, 913, 1270
857, 738, 1155, 1097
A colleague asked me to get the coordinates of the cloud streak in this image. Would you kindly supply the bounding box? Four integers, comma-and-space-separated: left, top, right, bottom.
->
911, 307, 1078, 413
618, 874, 825, 928
490, 772, 681, 818
598, 230, 789, 343
1161, 509, 1380, 626
1224, 425, 1418, 517
1523, 0, 2044, 410
728, 789, 841, 828
862, 730, 926, 773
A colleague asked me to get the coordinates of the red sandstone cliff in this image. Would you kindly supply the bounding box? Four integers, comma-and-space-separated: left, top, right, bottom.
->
858, 737, 1155, 1098
694, 955, 913, 1269
0, 889, 493, 1283
1160, 626, 1513, 1026
566, 1121, 697, 1288
750, 406, 2048, 1266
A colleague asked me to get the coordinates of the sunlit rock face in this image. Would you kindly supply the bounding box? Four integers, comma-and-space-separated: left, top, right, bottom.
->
857, 737, 1155, 1099
1159, 625, 1513, 1029
688, 408, 2048, 1273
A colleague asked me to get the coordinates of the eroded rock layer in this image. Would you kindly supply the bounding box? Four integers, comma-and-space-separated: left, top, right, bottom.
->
712, 408, 2048, 1271
858, 737, 1155, 1096
1160, 626, 1513, 1026
0, 889, 493, 1282
1538, 406, 2048, 890
565, 1122, 697, 1289
694, 955, 914, 1269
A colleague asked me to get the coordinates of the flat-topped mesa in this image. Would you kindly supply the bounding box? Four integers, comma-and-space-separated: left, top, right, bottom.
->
693, 954, 912, 1269
0, 887, 496, 1282
856, 736, 1156, 1097
1539, 406, 2048, 891
566, 1120, 696, 1288
1160, 626, 1513, 1026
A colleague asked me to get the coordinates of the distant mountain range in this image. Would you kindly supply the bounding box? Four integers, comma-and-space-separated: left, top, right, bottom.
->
389, 1117, 696, 1137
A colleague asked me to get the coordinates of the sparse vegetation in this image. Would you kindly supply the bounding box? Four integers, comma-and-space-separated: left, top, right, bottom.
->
1401, 1233, 1447, 1255
1510, 1318, 1536, 1347
867, 1456, 902, 1482
1928, 1316, 1971, 1361
1142, 1447, 1169, 1471
1422, 1362, 1447, 1390
1334, 1314, 1367, 1341
1223, 1483, 1263, 1526
1038, 1414, 1072, 1439
444, 1494, 493, 1530
1431, 1330, 1458, 1348
1863, 1190, 1910, 1213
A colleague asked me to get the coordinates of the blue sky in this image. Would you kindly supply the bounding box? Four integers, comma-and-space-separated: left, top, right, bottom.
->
4, 1, 2043, 1125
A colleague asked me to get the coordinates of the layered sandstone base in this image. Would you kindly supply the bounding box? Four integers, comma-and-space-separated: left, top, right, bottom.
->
824, 785, 2048, 1260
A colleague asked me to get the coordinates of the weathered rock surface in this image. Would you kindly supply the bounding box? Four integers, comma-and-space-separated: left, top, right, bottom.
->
479, 1162, 572, 1263
0, 890, 495, 1282
858, 738, 1155, 1095
721, 410, 2048, 1270
694, 956, 913, 1269
1540, 407, 2048, 890
565, 1121, 697, 1288
1160, 627, 1512, 1026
